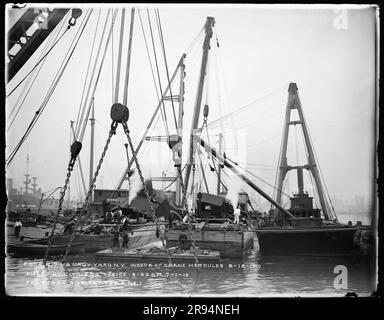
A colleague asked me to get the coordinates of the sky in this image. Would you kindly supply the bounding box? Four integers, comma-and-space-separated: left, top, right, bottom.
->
5, 4, 378, 215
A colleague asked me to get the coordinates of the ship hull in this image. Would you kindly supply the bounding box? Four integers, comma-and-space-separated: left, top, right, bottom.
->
7, 242, 85, 256
49, 224, 158, 252
255, 226, 358, 255
166, 228, 254, 258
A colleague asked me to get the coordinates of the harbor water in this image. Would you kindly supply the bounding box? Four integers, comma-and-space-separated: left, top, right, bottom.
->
5, 238, 376, 297
5, 212, 376, 296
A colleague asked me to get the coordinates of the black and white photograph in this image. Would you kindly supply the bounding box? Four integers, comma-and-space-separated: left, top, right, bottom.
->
4, 3, 379, 299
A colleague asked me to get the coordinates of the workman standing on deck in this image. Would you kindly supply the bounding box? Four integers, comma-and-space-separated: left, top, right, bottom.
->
234, 206, 241, 224
64, 217, 76, 234
158, 217, 166, 248
122, 232, 129, 248
14, 218, 22, 239
114, 207, 122, 222
105, 210, 113, 224
113, 228, 120, 247
120, 215, 127, 225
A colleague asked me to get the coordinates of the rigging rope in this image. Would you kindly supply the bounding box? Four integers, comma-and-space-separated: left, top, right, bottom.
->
299, 106, 337, 220
137, 9, 169, 137
77, 10, 118, 144
111, 9, 115, 103
160, 164, 187, 190
207, 84, 288, 128
122, 8, 135, 106
6, 10, 93, 167
155, 9, 178, 130
199, 149, 228, 192
6, 11, 78, 97
76, 9, 112, 140
184, 25, 204, 54
295, 125, 300, 167
224, 134, 280, 151
74, 9, 101, 135
146, 9, 170, 138
44, 140, 82, 264
7, 12, 68, 131
62, 121, 116, 263
114, 8, 125, 103
63, 103, 161, 262
272, 100, 287, 203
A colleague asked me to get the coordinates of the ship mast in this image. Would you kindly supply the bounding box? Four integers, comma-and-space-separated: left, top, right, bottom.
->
117, 54, 187, 189
217, 132, 223, 195
175, 57, 186, 206
23, 153, 30, 194
183, 16, 215, 196
275, 83, 330, 220
89, 98, 95, 201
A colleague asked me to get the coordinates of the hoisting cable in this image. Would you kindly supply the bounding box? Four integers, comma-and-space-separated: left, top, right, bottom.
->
6, 22, 73, 97
227, 157, 291, 199
63, 113, 166, 262
298, 114, 336, 220
199, 149, 228, 192
7, 12, 68, 131
307, 125, 337, 220
114, 8, 126, 103
184, 24, 204, 54
177, 164, 188, 213
294, 125, 300, 167
207, 84, 289, 128
199, 143, 290, 200
43, 140, 83, 264
137, 9, 168, 137
62, 115, 118, 262
121, 108, 174, 264
137, 9, 159, 99
155, 9, 178, 130
7, 10, 91, 165
77, 10, 118, 143
160, 164, 187, 190
203, 119, 218, 175
197, 151, 209, 193
122, 8, 135, 106
74, 9, 101, 134
6, 10, 93, 167
70, 121, 87, 196
146, 9, 170, 138
75, 9, 112, 140
111, 8, 116, 102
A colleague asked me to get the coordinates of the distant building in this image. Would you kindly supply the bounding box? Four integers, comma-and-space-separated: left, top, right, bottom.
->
93, 189, 129, 205
41, 197, 59, 210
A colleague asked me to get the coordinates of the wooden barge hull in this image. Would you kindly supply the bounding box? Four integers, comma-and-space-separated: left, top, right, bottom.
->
255, 227, 358, 255
95, 248, 221, 262
7, 242, 85, 256
48, 225, 158, 253
166, 229, 254, 258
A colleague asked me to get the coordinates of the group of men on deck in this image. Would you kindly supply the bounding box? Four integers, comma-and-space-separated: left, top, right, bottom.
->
104, 206, 124, 224
59, 202, 243, 250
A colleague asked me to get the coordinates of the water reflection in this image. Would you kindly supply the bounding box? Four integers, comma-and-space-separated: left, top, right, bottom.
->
5, 246, 375, 296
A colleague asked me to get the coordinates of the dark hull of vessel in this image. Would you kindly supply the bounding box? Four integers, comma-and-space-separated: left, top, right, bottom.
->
166, 228, 254, 258
48, 224, 158, 253
95, 248, 221, 263
255, 226, 358, 256
7, 240, 85, 256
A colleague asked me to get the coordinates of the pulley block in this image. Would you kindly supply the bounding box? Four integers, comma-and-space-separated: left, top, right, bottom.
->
110, 103, 129, 123
168, 134, 182, 149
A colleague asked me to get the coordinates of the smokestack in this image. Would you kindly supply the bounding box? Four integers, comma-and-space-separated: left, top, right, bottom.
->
297, 168, 304, 194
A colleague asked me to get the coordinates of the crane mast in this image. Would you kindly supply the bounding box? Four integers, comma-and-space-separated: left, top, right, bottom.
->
183, 16, 215, 197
